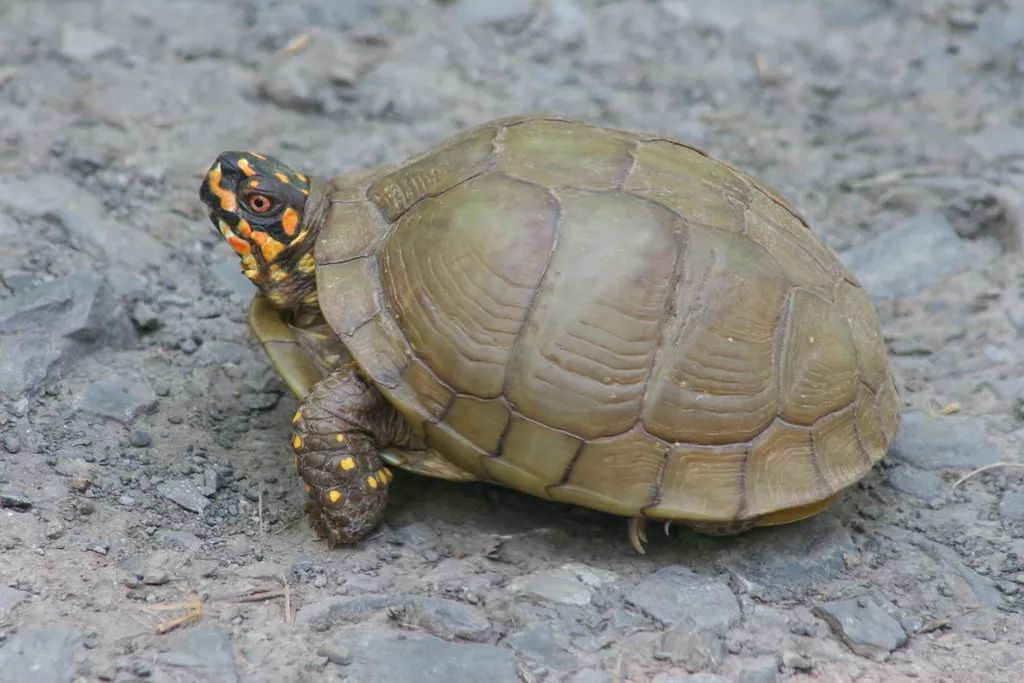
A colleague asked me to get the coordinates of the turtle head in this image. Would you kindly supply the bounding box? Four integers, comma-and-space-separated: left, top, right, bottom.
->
200, 152, 322, 311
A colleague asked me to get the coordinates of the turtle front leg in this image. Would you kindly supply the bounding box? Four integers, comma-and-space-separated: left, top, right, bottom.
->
290, 364, 401, 545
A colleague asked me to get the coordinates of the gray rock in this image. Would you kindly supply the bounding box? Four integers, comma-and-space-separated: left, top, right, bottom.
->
156, 530, 203, 551
206, 256, 255, 301
0, 628, 81, 683
721, 514, 856, 595
841, 211, 975, 298
0, 271, 130, 396
131, 301, 160, 331
570, 669, 614, 683
45, 209, 168, 268
733, 654, 781, 683
890, 411, 1003, 470
782, 651, 812, 671
57, 25, 117, 60
54, 455, 91, 479
259, 31, 379, 113
155, 626, 238, 683
158, 480, 210, 515
967, 126, 1024, 161
625, 566, 740, 632
76, 374, 157, 424
396, 596, 492, 642
507, 567, 593, 606
454, 0, 535, 30
659, 616, 726, 670
999, 487, 1024, 523
322, 627, 518, 683
543, 0, 586, 46
2, 435, 21, 453
296, 594, 396, 626
813, 596, 907, 659
0, 489, 32, 510
0, 211, 16, 236
0, 586, 28, 618
507, 624, 577, 671
885, 465, 947, 503
912, 537, 1002, 607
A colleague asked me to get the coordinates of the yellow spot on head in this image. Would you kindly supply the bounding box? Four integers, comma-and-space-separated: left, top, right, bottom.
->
367, 475, 379, 490
340, 455, 355, 471
237, 158, 256, 177
328, 489, 342, 504
251, 152, 268, 161
296, 173, 308, 183
274, 172, 291, 184
208, 164, 237, 211
292, 435, 303, 450
292, 409, 302, 424
300, 188, 310, 196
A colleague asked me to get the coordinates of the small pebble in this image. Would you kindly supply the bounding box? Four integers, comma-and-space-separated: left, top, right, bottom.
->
142, 571, 170, 586
782, 652, 812, 671
1, 490, 33, 510
130, 430, 152, 448
2, 435, 21, 453
317, 644, 353, 666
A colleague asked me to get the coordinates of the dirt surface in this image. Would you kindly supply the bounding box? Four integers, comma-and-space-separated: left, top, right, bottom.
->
2, 1, 1023, 682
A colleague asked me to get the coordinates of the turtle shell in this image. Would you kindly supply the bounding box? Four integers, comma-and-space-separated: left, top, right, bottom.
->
312, 115, 900, 526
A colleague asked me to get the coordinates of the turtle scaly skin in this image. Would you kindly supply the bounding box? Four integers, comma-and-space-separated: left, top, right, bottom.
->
200, 116, 900, 552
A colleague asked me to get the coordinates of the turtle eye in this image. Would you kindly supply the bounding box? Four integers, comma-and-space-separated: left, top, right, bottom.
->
247, 194, 274, 214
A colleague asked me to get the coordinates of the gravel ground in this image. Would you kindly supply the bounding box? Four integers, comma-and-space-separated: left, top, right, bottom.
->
1, 1, 1023, 682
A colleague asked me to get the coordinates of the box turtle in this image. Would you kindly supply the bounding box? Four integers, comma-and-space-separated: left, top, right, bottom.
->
199, 115, 900, 552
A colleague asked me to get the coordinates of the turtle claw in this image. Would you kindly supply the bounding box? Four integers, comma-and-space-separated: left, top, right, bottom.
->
664, 520, 673, 536
628, 517, 648, 555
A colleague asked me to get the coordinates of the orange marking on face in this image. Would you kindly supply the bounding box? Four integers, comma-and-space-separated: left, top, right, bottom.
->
207, 164, 237, 211
237, 158, 256, 177
274, 172, 291, 184
281, 207, 299, 236
258, 235, 285, 262
227, 235, 251, 255
235, 218, 252, 238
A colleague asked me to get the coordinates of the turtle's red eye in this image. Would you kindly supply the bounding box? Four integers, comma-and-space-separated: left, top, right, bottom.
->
248, 194, 273, 213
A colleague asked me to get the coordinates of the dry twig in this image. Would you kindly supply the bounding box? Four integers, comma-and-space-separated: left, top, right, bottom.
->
952, 463, 1024, 490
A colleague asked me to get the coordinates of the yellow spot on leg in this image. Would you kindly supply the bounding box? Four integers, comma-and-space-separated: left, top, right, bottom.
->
328, 489, 342, 504
304, 483, 312, 494
292, 435, 303, 450
367, 475, 379, 490
292, 409, 302, 424
340, 456, 355, 471
335, 434, 347, 444
298, 253, 316, 274
381, 468, 393, 483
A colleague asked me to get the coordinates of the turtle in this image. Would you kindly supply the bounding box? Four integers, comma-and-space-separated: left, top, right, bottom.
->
199, 115, 900, 553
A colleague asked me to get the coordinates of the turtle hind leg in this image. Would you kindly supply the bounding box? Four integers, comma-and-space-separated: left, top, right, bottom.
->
627, 517, 649, 554
291, 365, 400, 545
